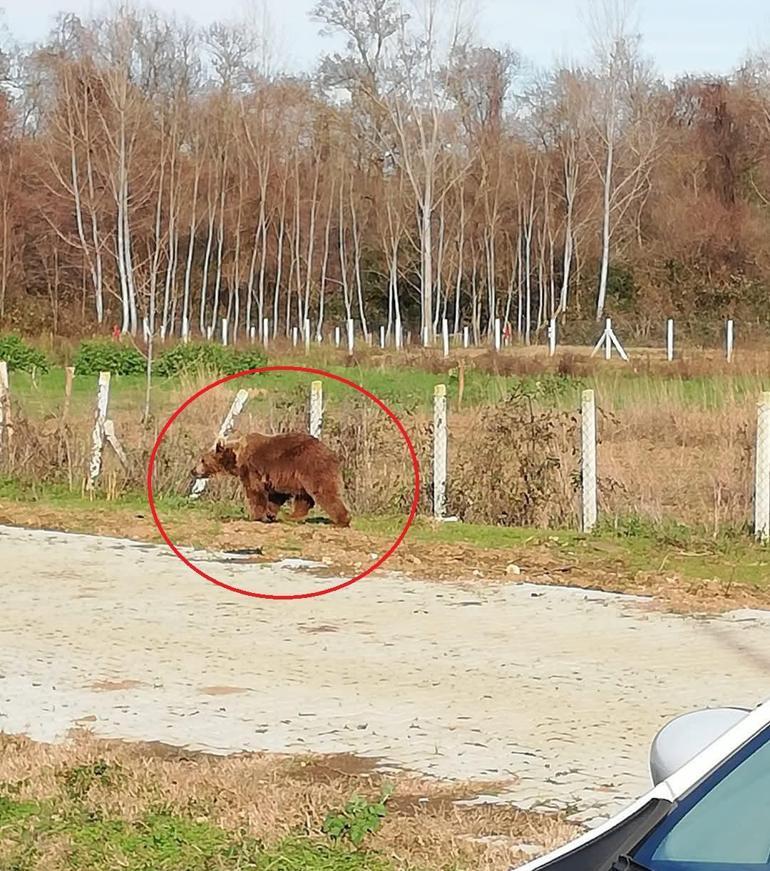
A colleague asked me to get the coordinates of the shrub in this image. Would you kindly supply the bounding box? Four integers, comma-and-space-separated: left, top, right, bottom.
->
154, 343, 267, 377
74, 339, 145, 375
0, 335, 50, 373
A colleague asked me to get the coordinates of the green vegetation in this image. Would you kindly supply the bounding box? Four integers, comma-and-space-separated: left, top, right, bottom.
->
154, 342, 267, 377
322, 788, 393, 847
0, 792, 392, 871
0, 335, 50, 373
73, 339, 146, 376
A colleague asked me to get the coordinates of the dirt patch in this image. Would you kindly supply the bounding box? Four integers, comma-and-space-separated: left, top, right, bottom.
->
88, 679, 145, 692
3, 499, 768, 614
199, 685, 252, 696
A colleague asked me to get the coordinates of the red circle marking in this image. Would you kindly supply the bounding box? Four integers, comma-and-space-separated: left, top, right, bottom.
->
146, 365, 421, 600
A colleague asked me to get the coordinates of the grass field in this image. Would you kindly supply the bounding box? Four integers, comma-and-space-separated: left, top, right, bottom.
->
3, 341, 770, 603
0, 734, 577, 871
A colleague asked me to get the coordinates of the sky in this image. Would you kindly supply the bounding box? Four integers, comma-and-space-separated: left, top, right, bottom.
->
2, 0, 768, 80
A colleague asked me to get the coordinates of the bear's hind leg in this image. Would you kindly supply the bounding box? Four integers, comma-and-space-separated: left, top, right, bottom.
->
309, 483, 351, 528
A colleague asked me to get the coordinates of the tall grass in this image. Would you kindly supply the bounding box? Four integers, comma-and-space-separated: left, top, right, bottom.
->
0, 351, 765, 533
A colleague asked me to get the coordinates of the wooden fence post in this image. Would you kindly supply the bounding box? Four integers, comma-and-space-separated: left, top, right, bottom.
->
309, 380, 323, 439
63, 366, 74, 421
87, 371, 111, 491
581, 389, 598, 533
755, 392, 770, 542
189, 389, 250, 500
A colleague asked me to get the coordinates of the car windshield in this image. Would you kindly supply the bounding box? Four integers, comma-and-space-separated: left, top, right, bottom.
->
633, 724, 770, 869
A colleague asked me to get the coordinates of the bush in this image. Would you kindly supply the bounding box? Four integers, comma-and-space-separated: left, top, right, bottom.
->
74, 339, 146, 376
0, 335, 50, 373
154, 343, 267, 377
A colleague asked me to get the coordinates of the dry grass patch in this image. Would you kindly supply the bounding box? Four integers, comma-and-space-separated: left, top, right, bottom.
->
0, 733, 579, 871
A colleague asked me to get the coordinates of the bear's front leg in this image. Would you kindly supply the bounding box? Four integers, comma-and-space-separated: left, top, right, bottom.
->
239, 469, 273, 522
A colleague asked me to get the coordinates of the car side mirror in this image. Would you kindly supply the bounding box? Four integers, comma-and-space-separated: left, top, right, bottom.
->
649, 706, 750, 785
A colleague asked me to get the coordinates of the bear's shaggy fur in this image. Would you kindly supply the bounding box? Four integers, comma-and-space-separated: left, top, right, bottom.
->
192, 431, 351, 527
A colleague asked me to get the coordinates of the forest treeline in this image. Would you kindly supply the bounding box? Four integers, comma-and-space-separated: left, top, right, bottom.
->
0, 0, 769, 341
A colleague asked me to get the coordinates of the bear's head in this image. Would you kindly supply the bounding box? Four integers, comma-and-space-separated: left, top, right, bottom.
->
191, 441, 238, 479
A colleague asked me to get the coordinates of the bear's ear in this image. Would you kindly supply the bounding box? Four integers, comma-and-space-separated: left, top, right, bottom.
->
215, 440, 225, 454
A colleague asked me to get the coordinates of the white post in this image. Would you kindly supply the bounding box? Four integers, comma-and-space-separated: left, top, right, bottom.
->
250, 325, 256, 344
0, 361, 10, 455
395, 319, 403, 350
292, 326, 299, 347
190, 389, 250, 500
666, 318, 674, 362
726, 319, 734, 363
334, 326, 341, 348
581, 389, 598, 533
379, 325, 386, 349
304, 317, 311, 353
548, 318, 557, 357
142, 317, 150, 342
494, 318, 501, 352
347, 318, 354, 354
262, 317, 269, 347
182, 316, 190, 344
206, 325, 213, 341
755, 392, 770, 542
87, 371, 111, 491
433, 383, 447, 520
463, 326, 470, 349
309, 380, 323, 439
442, 318, 449, 358
604, 318, 612, 361
221, 318, 228, 346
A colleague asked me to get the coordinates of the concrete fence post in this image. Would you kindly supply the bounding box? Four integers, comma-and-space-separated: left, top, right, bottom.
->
334, 326, 341, 348
726, 319, 735, 363
292, 326, 299, 347
494, 317, 502, 352
433, 383, 448, 520
442, 318, 450, 358
87, 371, 111, 490
548, 318, 557, 357
0, 361, 10, 456
666, 318, 675, 362
221, 318, 228, 346
309, 380, 323, 439
380, 325, 386, 349
189, 388, 249, 500
581, 388, 598, 533
262, 317, 269, 347
755, 392, 770, 542
463, 326, 470, 349
304, 317, 311, 353
347, 318, 355, 354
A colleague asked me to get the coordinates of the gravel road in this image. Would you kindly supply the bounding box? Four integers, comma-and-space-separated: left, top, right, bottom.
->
2, 524, 769, 826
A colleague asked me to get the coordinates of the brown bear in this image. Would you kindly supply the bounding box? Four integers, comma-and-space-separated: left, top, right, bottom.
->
191, 431, 351, 527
